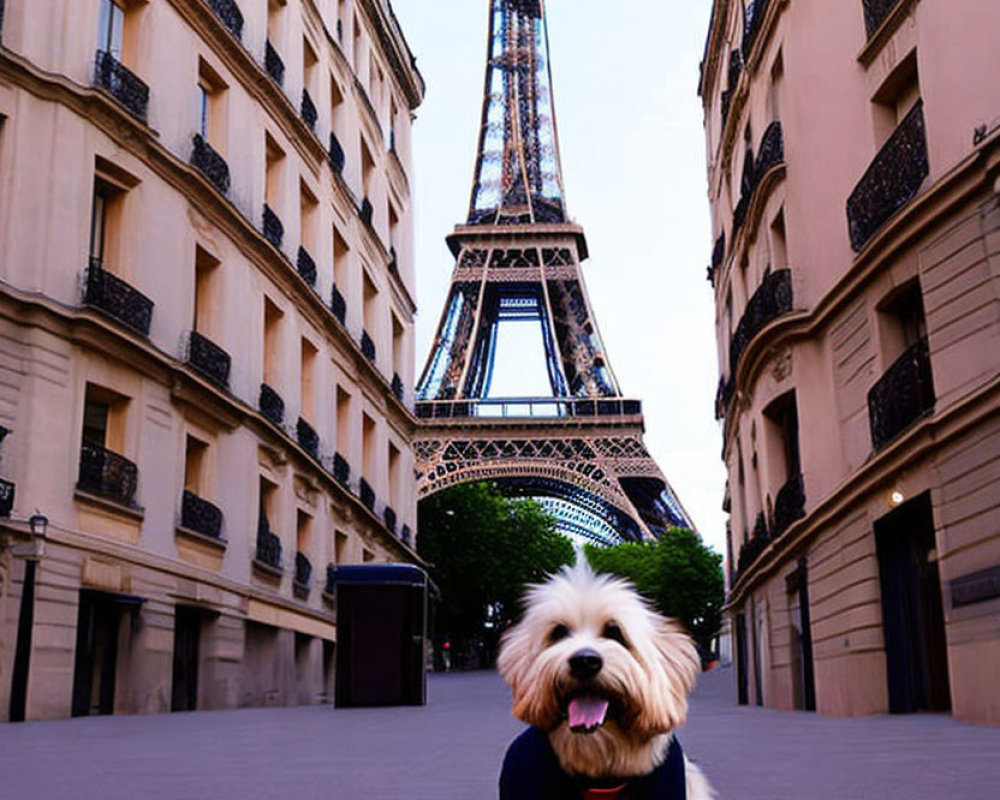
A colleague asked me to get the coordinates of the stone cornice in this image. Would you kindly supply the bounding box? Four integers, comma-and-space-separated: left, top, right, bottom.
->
357, 0, 425, 109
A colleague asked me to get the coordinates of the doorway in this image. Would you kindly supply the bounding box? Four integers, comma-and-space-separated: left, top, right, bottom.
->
735, 611, 749, 705
71, 591, 122, 717
875, 492, 950, 713
171, 606, 202, 712
786, 558, 816, 711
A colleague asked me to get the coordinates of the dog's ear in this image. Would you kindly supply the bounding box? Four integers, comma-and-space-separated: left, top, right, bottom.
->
633, 616, 701, 738
497, 619, 562, 729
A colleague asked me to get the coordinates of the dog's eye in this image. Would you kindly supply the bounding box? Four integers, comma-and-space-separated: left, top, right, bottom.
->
548, 624, 570, 644
602, 621, 628, 648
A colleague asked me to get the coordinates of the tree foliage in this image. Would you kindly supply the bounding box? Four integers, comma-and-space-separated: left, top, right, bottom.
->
585, 528, 724, 651
417, 482, 575, 663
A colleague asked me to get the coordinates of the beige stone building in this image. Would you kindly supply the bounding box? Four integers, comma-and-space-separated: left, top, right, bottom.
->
0, 0, 423, 721
701, 0, 1000, 724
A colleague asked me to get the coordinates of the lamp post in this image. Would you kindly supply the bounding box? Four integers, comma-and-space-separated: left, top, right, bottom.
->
9, 511, 47, 722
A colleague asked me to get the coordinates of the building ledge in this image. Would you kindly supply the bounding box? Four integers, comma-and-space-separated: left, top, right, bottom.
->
176, 525, 228, 552
252, 558, 284, 579
858, 0, 919, 67
73, 489, 145, 522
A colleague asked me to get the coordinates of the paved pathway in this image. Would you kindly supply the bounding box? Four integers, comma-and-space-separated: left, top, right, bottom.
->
1, 668, 997, 799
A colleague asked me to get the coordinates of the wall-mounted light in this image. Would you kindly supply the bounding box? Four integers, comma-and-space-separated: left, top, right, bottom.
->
11, 511, 48, 560
890, 489, 905, 508
28, 512, 48, 539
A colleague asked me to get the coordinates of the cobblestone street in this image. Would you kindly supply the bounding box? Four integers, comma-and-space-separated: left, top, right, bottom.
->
1, 668, 997, 799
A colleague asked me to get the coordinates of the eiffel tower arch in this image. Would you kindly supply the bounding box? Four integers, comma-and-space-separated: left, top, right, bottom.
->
415, 0, 693, 546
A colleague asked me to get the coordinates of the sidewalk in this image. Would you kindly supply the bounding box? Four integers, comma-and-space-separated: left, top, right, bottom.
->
0, 668, 996, 799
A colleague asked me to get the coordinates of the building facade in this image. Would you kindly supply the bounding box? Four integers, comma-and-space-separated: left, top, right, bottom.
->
701, 0, 1000, 723
0, 0, 423, 721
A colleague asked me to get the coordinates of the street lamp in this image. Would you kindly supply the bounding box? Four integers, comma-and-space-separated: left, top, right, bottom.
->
28, 512, 48, 539
11, 511, 47, 560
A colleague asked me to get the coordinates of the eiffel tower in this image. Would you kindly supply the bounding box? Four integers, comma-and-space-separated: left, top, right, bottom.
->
414, 0, 693, 546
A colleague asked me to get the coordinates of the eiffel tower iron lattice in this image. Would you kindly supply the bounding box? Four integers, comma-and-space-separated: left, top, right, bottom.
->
415, 0, 693, 546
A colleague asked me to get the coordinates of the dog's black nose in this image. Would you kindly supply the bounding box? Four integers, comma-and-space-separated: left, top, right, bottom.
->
569, 648, 603, 679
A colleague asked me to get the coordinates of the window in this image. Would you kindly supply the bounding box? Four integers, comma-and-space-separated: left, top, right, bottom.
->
877, 282, 927, 364
98, 0, 125, 58
196, 59, 227, 148
259, 476, 278, 532
362, 271, 378, 336
330, 78, 345, 142
388, 202, 400, 259
768, 51, 784, 123
90, 179, 123, 268
389, 100, 399, 153
296, 510, 312, 558
362, 549, 375, 563
361, 413, 376, 483
391, 314, 405, 386
184, 435, 209, 495
352, 13, 363, 76
769, 209, 787, 273
333, 228, 350, 289
361, 139, 375, 201
336, 0, 347, 41
300, 180, 318, 257
263, 297, 283, 386
336, 387, 351, 456
79, 383, 132, 504
303, 38, 318, 103
265, 133, 285, 212
387, 442, 400, 510
872, 51, 919, 146
763, 391, 802, 531
334, 530, 348, 564
193, 247, 219, 335
300, 339, 317, 422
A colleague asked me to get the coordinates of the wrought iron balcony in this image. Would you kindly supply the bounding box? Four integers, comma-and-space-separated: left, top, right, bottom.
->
333, 453, 350, 488
414, 397, 644, 420
733, 121, 784, 235
191, 134, 230, 195
188, 330, 231, 389
295, 551, 313, 588
391, 373, 404, 401
383, 506, 397, 534
256, 511, 282, 569
94, 50, 149, 121
847, 101, 928, 252
742, 0, 773, 59
736, 519, 772, 582
729, 269, 793, 375
207, 0, 244, 40
401, 524, 412, 547
863, 0, 904, 39
329, 132, 346, 174
715, 375, 735, 420
360, 197, 373, 228
359, 478, 375, 511
263, 204, 284, 249
78, 441, 138, 507
296, 247, 317, 288
297, 417, 320, 458
361, 331, 376, 364
264, 40, 284, 86
259, 383, 285, 426
388, 247, 399, 276
330, 285, 347, 324
85, 259, 154, 337
868, 337, 934, 451
181, 489, 224, 539
301, 89, 318, 132
0, 478, 14, 517
712, 234, 725, 272
772, 472, 806, 537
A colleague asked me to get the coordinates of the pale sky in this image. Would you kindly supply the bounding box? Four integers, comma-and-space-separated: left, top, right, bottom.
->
392, 0, 727, 556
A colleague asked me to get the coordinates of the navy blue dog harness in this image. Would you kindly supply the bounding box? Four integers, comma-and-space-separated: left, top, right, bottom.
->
499, 727, 687, 800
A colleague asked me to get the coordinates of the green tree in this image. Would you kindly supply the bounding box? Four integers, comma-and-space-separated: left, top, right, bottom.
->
418, 482, 575, 665
585, 528, 724, 652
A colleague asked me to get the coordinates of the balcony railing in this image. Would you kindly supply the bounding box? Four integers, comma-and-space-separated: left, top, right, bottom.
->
361, 331, 377, 364
415, 397, 644, 420
329, 132, 346, 174
263, 204, 284, 249
330, 285, 347, 324
297, 417, 320, 458
360, 197, 373, 227
391, 373, 404, 401
191, 134, 230, 195
207, 0, 244, 40
772, 472, 806, 537
295, 551, 313, 588
729, 268, 793, 375
401, 524, 412, 547
259, 383, 285, 426
94, 50, 149, 121
85, 259, 154, 337
188, 330, 231, 389
264, 40, 284, 86
256, 511, 282, 569
0, 478, 14, 517
847, 102, 928, 252
359, 478, 375, 511
181, 489, 223, 539
868, 337, 934, 450
296, 247, 317, 288
736, 523, 772, 582
333, 453, 350, 488
733, 121, 784, 235
863, 0, 904, 39
383, 506, 397, 534
742, 0, 773, 59
78, 441, 138, 507
301, 89, 318, 131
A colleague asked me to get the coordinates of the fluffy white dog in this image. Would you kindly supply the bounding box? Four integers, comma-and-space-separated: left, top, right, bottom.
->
497, 563, 715, 800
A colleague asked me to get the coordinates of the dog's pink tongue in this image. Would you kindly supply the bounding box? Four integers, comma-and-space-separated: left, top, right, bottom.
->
568, 696, 609, 729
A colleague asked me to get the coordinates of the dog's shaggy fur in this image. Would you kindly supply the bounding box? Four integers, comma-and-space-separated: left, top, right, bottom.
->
498, 563, 715, 799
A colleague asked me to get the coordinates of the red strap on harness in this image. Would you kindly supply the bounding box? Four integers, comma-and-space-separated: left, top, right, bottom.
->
582, 785, 629, 800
